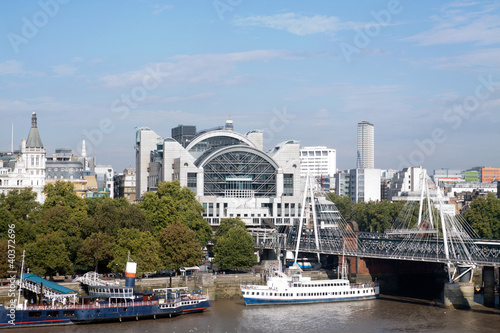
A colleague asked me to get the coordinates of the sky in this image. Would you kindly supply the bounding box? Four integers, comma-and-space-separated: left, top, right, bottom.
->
1, 0, 499, 173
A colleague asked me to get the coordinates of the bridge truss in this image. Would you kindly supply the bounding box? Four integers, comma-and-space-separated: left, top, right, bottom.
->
251, 172, 500, 278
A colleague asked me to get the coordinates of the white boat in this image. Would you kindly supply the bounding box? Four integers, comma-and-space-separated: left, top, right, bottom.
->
240, 267, 379, 306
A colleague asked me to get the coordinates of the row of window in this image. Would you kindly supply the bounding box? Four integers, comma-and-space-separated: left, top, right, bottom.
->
294, 282, 348, 287
245, 289, 374, 297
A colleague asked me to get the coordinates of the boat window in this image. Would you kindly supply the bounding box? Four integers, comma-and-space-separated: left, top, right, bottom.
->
63, 310, 75, 317
252, 292, 254, 295
46, 311, 59, 317
29, 312, 42, 318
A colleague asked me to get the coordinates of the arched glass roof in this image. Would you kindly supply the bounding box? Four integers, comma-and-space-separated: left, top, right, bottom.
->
186, 130, 255, 159
196, 145, 278, 198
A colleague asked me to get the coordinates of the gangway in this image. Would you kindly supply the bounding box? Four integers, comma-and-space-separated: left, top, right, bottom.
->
73, 271, 119, 286
18, 273, 78, 305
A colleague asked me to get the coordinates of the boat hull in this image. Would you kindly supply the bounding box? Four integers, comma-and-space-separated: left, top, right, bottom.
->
180, 299, 212, 313
243, 294, 379, 306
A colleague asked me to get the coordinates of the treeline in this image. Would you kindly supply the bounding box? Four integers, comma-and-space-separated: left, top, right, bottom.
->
326, 192, 500, 239
0, 180, 255, 278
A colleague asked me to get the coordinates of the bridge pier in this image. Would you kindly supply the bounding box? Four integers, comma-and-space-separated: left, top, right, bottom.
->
444, 282, 475, 309
483, 266, 495, 308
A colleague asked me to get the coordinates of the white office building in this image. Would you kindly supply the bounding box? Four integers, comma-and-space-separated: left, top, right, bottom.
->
389, 166, 427, 200
334, 168, 381, 203
357, 121, 374, 169
299, 146, 336, 178
94, 165, 115, 198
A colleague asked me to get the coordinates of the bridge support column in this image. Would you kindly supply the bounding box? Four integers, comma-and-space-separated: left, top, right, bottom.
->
444, 282, 475, 309
483, 266, 495, 308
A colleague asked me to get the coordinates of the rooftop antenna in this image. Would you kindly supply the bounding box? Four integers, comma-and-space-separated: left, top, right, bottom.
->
11, 122, 14, 153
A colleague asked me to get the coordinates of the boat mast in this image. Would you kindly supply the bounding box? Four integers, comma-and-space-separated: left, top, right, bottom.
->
17, 250, 25, 308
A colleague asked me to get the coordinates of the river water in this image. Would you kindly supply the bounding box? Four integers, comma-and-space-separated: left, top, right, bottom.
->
7, 296, 500, 333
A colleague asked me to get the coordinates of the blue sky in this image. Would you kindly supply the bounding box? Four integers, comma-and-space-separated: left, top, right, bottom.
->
1, 0, 499, 172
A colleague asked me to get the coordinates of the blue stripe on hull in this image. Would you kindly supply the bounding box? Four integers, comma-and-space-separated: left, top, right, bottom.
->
244, 295, 379, 306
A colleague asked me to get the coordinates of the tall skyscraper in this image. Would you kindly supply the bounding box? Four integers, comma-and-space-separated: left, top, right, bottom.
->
356, 121, 374, 169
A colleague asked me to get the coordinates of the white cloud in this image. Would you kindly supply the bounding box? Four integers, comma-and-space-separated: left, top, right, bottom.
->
160, 92, 215, 103
405, 2, 500, 45
0, 60, 44, 77
152, 4, 173, 15
52, 64, 77, 76
232, 13, 370, 36
99, 50, 301, 88
428, 48, 500, 69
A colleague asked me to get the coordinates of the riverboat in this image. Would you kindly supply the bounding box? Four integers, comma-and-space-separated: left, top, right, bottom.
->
240, 267, 379, 306
1, 261, 211, 329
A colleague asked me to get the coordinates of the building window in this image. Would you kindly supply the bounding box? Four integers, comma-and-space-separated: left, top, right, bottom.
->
187, 173, 197, 193
202, 150, 276, 197
283, 174, 293, 196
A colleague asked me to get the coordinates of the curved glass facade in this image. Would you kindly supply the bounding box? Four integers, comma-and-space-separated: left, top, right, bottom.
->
188, 136, 249, 159
203, 150, 276, 197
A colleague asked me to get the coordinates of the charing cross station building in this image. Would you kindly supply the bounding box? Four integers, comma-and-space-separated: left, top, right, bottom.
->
135, 121, 329, 228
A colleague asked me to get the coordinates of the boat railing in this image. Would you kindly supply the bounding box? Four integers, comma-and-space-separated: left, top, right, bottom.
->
23, 300, 165, 311
240, 284, 278, 291
350, 282, 378, 289
181, 293, 207, 300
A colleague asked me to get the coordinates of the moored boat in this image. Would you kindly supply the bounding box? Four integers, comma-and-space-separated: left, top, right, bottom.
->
240, 267, 379, 306
1, 261, 210, 329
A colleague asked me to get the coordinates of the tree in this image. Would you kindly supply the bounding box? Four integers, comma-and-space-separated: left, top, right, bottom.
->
108, 228, 160, 274
140, 181, 212, 246
0, 239, 22, 278
214, 217, 246, 240
76, 232, 115, 272
36, 205, 82, 262
326, 193, 354, 220
463, 193, 500, 239
0, 189, 39, 245
0, 188, 39, 222
213, 225, 257, 270
82, 197, 150, 238
157, 221, 203, 270
25, 231, 73, 277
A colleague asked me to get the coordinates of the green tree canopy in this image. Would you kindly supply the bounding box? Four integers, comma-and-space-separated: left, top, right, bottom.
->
140, 181, 212, 246
82, 197, 150, 238
463, 193, 500, 239
213, 225, 257, 270
0, 189, 39, 245
157, 220, 203, 270
108, 228, 160, 274
25, 231, 73, 277
76, 232, 115, 272
214, 217, 246, 240
326, 193, 354, 220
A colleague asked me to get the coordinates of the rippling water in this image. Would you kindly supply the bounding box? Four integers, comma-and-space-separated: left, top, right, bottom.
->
7, 296, 500, 333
